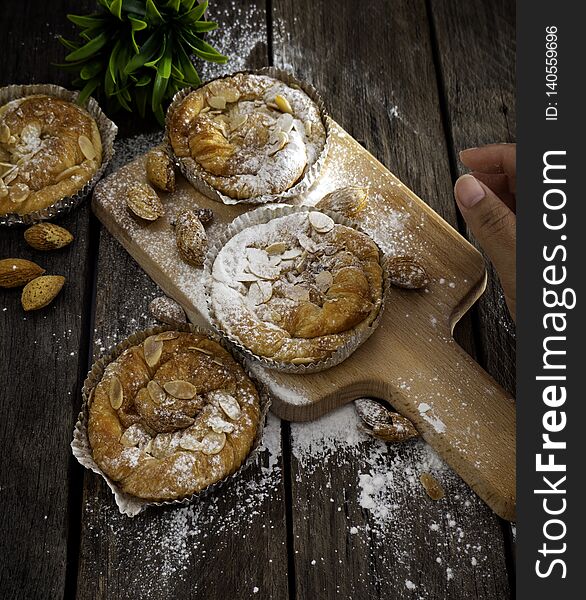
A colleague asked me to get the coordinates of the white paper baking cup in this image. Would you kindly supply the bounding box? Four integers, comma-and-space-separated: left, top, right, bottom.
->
204, 204, 389, 374
0, 84, 117, 226
165, 67, 331, 205
71, 324, 271, 517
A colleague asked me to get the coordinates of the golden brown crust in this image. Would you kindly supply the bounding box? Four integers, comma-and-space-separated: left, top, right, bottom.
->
0, 95, 102, 215
87, 332, 260, 501
167, 73, 326, 200
210, 211, 384, 365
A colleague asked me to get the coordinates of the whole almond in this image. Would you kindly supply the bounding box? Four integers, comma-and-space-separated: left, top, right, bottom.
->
126, 182, 164, 221
175, 211, 208, 266
0, 258, 45, 288
24, 223, 74, 251
387, 256, 428, 289
146, 147, 176, 193
315, 186, 369, 218
21, 275, 65, 311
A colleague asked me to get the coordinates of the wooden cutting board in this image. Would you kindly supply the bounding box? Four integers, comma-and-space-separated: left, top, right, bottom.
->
92, 121, 516, 522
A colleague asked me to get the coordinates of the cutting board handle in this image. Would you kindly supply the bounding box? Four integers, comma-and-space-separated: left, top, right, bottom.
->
369, 331, 516, 521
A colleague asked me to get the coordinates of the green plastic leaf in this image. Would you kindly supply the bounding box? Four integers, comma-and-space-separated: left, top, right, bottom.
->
176, 40, 201, 86
171, 63, 184, 80
191, 21, 217, 33
80, 60, 104, 80
181, 1, 207, 23
146, 0, 164, 25
181, 31, 227, 63
109, 0, 122, 19
144, 34, 167, 68
134, 73, 152, 86
157, 37, 173, 79
166, 0, 181, 12
151, 69, 169, 114
58, 37, 80, 51
77, 78, 100, 106
123, 0, 147, 16
135, 85, 148, 118
65, 31, 109, 62
104, 63, 116, 97
180, 0, 198, 11
108, 39, 122, 84
67, 14, 107, 28
124, 31, 161, 72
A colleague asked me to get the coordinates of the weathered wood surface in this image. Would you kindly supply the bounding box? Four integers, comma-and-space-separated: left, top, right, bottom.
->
0, 1, 95, 598
0, 0, 515, 599
272, 0, 514, 597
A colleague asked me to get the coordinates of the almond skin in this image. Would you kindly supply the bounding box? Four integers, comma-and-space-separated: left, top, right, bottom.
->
24, 223, 74, 251
21, 275, 65, 311
0, 258, 45, 288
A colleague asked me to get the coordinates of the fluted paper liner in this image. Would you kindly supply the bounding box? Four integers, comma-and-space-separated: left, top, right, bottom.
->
71, 324, 271, 517
165, 67, 331, 205
0, 84, 118, 226
204, 204, 389, 374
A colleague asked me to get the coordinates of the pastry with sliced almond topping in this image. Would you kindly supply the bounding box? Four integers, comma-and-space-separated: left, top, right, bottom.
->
87, 330, 260, 501
0, 94, 102, 216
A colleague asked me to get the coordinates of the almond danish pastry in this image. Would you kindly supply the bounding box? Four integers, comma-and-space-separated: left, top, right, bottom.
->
87, 330, 261, 501
166, 72, 327, 202
0, 94, 102, 216
208, 209, 385, 370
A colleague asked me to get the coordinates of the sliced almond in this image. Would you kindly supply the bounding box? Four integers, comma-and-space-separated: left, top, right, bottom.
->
277, 113, 294, 133
208, 95, 227, 110
285, 284, 310, 302
219, 397, 241, 420
3, 166, 18, 185
147, 380, 166, 405
109, 376, 123, 410
248, 280, 273, 305
266, 241, 288, 255
144, 336, 163, 368
163, 380, 197, 399
55, 165, 81, 183
235, 272, 259, 283
275, 94, 293, 114
208, 414, 236, 434
188, 345, 213, 356
304, 120, 313, 137
222, 86, 241, 103
268, 131, 289, 156
78, 135, 96, 161
155, 331, 179, 341
120, 424, 151, 448
0, 179, 8, 198
9, 182, 30, 204
309, 211, 335, 233
230, 113, 248, 132
269, 255, 282, 267
0, 123, 10, 143
315, 270, 334, 292
281, 248, 302, 260
201, 431, 226, 455
180, 433, 203, 451
248, 261, 280, 280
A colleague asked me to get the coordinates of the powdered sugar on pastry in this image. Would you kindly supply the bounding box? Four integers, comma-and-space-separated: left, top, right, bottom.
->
167, 73, 326, 200
209, 211, 384, 366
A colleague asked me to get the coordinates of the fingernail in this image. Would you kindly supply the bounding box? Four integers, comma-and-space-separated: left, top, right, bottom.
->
459, 147, 478, 160
455, 174, 485, 208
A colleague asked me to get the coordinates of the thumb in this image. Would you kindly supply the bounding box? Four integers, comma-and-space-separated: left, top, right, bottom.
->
454, 174, 516, 320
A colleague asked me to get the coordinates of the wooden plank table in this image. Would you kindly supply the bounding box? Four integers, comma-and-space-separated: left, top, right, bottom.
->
0, 1, 515, 598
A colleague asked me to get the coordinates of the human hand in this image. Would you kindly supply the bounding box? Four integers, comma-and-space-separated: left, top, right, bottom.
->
453, 143, 516, 321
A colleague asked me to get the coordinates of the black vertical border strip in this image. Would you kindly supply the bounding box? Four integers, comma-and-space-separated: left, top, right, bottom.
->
517, 0, 583, 595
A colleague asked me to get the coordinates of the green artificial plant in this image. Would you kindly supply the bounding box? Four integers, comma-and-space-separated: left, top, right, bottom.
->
58, 0, 227, 124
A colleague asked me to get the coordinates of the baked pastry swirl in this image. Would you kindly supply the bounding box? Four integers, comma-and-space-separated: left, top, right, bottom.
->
209, 210, 384, 366
88, 331, 261, 501
167, 73, 327, 200
0, 94, 102, 215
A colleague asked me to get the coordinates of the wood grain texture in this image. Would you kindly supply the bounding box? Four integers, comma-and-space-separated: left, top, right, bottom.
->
272, 0, 514, 596
75, 4, 291, 599
0, 1, 95, 598
92, 120, 516, 519
428, 0, 517, 395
